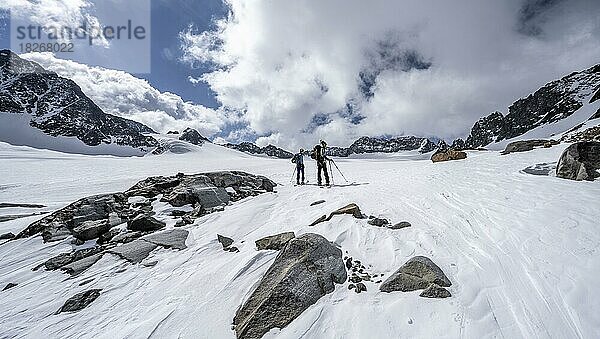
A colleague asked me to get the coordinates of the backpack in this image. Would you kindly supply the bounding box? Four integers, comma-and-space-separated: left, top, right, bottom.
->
312, 145, 321, 160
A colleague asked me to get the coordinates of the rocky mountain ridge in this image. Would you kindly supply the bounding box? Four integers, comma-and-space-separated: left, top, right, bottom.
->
0, 50, 158, 152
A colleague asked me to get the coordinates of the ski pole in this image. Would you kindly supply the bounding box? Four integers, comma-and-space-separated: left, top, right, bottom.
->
290, 166, 297, 184
329, 159, 348, 182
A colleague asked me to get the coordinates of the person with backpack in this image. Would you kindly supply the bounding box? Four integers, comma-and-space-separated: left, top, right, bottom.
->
291, 148, 305, 185
311, 140, 330, 186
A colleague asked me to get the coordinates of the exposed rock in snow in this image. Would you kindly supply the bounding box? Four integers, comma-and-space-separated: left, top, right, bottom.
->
310, 200, 326, 206
380, 256, 451, 298
226, 142, 294, 159
368, 217, 389, 227
310, 203, 366, 226
233, 233, 346, 339
141, 229, 189, 250
55, 289, 102, 314
556, 141, 600, 181
522, 162, 557, 176
217, 234, 234, 249
41, 247, 104, 271
179, 128, 210, 145
60, 254, 103, 276
127, 215, 166, 232
0, 50, 158, 155
501, 139, 557, 155
389, 221, 412, 230
2, 283, 17, 291
255, 232, 295, 251
431, 149, 467, 163
16, 171, 276, 242
0, 232, 15, 240
72, 220, 111, 241
108, 239, 159, 264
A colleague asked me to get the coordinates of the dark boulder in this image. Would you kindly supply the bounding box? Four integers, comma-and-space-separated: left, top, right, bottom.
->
368, 217, 389, 227
255, 232, 295, 251
233, 233, 346, 339
380, 256, 451, 298
556, 141, 600, 181
72, 219, 111, 241
127, 215, 166, 232
55, 289, 102, 314
60, 254, 103, 276
389, 221, 411, 230
42, 246, 103, 271
310, 200, 326, 206
0, 232, 15, 240
217, 234, 234, 249
2, 283, 17, 291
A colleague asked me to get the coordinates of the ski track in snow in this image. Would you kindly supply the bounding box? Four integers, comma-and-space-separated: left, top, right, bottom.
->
0, 142, 599, 338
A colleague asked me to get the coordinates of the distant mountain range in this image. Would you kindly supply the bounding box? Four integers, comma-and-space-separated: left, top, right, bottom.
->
0, 48, 598, 157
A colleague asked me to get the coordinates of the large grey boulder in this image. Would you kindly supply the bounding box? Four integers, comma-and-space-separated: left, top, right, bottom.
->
141, 229, 189, 250
233, 233, 346, 339
56, 289, 102, 314
72, 220, 111, 241
108, 239, 158, 264
556, 141, 600, 181
255, 232, 295, 251
380, 256, 451, 298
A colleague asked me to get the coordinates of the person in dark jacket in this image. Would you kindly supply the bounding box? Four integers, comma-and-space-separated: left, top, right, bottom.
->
292, 148, 305, 185
312, 140, 330, 186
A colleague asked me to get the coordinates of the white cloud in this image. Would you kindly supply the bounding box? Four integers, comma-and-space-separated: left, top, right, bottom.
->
181, 0, 600, 149
22, 52, 228, 137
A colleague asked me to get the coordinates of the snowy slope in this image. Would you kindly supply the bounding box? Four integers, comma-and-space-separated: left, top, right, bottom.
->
0, 142, 599, 338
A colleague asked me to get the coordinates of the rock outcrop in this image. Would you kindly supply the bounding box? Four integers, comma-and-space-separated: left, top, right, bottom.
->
16, 171, 276, 242
255, 232, 295, 251
501, 139, 558, 155
380, 256, 451, 298
55, 289, 102, 314
233, 233, 346, 339
556, 141, 600, 181
431, 149, 467, 163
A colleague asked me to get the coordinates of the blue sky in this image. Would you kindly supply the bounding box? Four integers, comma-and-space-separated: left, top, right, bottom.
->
142, 0, 226, 108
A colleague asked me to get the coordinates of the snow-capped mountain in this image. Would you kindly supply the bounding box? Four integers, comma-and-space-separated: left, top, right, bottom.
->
225, 142, 294, 159
327, 136, 437, 157
0, 50, 158, 155
457, 64, 600, 149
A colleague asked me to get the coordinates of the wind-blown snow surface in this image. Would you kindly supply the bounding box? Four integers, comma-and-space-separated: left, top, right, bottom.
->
0, 142, 599, 338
